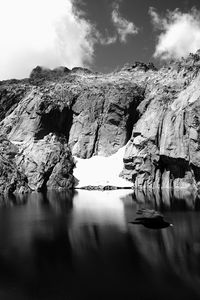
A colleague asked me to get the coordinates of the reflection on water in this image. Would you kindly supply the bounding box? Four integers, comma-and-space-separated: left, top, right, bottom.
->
0, 189, 200, 299
135, 188, 199, 210
72, 190, 126, 227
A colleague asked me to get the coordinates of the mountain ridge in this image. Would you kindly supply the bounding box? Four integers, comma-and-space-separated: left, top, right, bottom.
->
1, 51, 200, 193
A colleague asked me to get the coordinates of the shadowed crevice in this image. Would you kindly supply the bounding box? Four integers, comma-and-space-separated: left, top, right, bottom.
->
35, 107, 73, 142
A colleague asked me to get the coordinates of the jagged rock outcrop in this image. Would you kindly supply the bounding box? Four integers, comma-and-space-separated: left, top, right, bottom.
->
0, 135, 30, 194
122, 52, 200, 191
1, 51, 200, 193
16, 134, 75, 191
0, 64, 145, 192
30, 66, 70, 81
69, 81, 144, 157
0, 81, 75, 193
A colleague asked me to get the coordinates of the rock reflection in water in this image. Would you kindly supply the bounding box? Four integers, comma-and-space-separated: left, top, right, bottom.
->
0, 190, 199, 299
128, 188, 200, 298
134, 188, 198, 210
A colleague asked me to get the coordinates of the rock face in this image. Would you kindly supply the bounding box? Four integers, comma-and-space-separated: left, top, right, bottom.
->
69, 80, 143, 158
122, 52, 200, 190
0, 135, 29, 194
0, 78, 76, 193
1, 51, 200, 193
16, 134, 75, 191
0, 65, 144, 193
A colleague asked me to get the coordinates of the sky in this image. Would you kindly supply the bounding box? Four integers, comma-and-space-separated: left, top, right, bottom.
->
1, 0, 200, 79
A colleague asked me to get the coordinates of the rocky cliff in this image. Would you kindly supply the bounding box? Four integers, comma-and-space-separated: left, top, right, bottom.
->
122, 53, 200, 191
1, 52, 200, 193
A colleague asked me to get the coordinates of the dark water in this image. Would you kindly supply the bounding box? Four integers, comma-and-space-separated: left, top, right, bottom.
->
0, 189, 200, 300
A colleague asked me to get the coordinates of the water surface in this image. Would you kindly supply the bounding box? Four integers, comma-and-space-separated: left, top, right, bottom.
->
0, 189, 200, 300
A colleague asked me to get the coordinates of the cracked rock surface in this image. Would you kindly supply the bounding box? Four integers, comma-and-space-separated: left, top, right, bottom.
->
122, 52, 200, 190
0, 65, 144, 192
1, 52, 200, 193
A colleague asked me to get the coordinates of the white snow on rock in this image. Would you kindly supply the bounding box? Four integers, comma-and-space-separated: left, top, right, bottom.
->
73, 146, 132, 188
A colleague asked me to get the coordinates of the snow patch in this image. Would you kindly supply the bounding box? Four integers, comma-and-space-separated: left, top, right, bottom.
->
73, 146, 132, 188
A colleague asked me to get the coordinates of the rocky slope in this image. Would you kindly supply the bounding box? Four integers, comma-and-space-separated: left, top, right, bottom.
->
122, 52, 200, 191
1, 52, 200, 193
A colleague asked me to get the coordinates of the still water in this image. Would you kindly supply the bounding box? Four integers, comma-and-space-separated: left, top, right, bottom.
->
0, 189, 200, 300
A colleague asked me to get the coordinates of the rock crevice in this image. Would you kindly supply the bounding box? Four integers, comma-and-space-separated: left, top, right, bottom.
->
1, 51, 200, 193
122, 51, 200, 190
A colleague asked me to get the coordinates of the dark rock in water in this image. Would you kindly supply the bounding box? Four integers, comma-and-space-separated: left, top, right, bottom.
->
1, 51, 200, 193
130, 209, 173, 229
136, 208, 164, 218
79, 185, 132, 191
130, 218, 172, 229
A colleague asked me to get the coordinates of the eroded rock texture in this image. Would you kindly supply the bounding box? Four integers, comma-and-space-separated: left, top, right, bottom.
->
0, 136, 29, 194
122, 52, 200, 190
0, 65, 144, 193
1, 52, 200, 193
0, 78, 76, 193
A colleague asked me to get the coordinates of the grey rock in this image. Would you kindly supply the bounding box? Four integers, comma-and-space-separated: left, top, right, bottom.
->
122, 50, 200, 190
1, 50, 200, 193
0, 136, 30, 194
16, 134, 75, 191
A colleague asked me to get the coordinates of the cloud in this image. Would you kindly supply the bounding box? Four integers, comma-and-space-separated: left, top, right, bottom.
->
149, 7, 165, 29
0, 0, 96, 80
149, 7, 200, 60
111, 3, 138, 43
93, 2, 138, 46
0, 0, 140, 80
99, 35, 118, 46
94, 2, 138, 46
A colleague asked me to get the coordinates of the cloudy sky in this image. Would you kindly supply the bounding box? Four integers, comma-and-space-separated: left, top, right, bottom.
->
1, 0, 200, 79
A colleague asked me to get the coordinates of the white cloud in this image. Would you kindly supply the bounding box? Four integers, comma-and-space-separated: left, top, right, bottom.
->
0, 0, 140, 80
112, 3, 138, 43
94, 2, 138, 46
0, 0, 96, 80
99, 35, 118, 46
149, 7, 165, 29
149, 7, 200, 60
